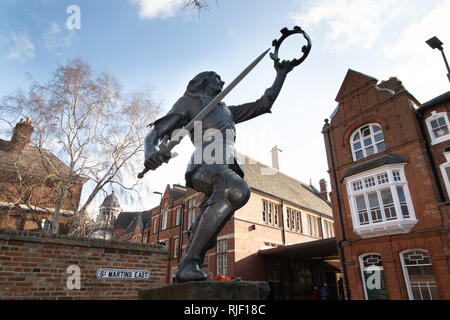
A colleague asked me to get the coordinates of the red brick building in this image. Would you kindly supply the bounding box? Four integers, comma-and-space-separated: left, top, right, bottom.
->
114, 155, 337, 298
322, 69, 450, 300
0, 119, 87, 234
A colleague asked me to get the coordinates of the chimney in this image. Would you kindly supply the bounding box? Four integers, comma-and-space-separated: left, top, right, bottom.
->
10, 118, 33, 153
271, 145, 282, 170
319, 179, 330, 201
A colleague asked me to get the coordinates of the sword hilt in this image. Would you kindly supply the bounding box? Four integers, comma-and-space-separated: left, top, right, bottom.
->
137, 135, 180, 179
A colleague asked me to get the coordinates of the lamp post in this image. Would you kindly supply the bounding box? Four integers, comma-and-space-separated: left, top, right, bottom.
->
426, 36, 450, 83
153, 191, 163, 243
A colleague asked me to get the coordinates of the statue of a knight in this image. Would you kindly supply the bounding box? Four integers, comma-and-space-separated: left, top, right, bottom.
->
144, 58, 294, 282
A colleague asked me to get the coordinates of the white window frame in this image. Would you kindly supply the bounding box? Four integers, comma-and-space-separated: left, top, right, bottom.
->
187, 198, 196, 229
286, 209, 291, 229
262, 200, 267, 223
323, 220, 334, 238
161, 210, 168, 230
173, 237, 179, 258
153, 217, 158, 234
307, 214, 320, 237
359, 253, 386, 300
425, 111, 450, 145
345, 164, 418, 238
263, 200, 279, 227
439, 160, 450, 200
350, 123, 386, 161
268, 203, 273, 225
217, 239, 228, 276
399, 249, 440, 300
274, 205, 279, 226
175, 207, 180, 226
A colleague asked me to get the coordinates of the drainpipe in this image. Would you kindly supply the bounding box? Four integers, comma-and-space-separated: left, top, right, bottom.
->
324, 120, 351, 300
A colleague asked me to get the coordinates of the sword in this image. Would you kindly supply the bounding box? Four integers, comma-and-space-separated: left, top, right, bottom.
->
138, 48, 271, 179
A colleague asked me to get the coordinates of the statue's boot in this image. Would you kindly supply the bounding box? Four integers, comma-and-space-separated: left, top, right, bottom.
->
187, 203, 218, 264
175, 191, 233, 282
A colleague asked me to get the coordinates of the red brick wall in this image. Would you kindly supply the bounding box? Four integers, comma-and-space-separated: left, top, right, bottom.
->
0, 229, 167, 300
341, 230, 450, 300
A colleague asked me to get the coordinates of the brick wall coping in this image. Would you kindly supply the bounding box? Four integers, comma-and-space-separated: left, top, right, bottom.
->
0, 229, 167, 254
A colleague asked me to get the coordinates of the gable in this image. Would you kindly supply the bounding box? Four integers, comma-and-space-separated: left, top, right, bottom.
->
335, 69, 378, 103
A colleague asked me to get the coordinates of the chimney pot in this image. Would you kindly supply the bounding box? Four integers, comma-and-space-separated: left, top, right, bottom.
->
271, 145, 282, 170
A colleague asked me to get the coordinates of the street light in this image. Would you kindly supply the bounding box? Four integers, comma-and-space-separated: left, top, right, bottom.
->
426, 36, 450, 83
153, 191, 163, 242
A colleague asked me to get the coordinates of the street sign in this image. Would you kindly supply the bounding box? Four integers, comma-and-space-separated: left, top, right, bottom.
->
96, 268, 150, 280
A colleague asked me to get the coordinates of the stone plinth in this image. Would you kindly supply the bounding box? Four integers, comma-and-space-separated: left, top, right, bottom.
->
138, 281, 270, 300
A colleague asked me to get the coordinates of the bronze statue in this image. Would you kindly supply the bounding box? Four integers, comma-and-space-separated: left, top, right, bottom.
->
142, 27, 311, 282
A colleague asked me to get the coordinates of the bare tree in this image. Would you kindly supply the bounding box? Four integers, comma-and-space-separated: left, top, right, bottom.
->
0, 59, 160, 234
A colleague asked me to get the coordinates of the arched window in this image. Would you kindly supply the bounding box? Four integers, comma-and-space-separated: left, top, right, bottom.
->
351, 124, 386, 161
400, 249, 440, 300
359, 253, 389, 300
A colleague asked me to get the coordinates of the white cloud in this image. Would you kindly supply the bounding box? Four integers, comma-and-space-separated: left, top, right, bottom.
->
43, 21, 74, 55
6, 31, 35, 63
130, 0, 185, 19
291, 0, 412, 50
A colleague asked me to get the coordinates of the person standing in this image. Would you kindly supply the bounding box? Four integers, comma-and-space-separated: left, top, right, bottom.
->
320, 283, 329, 300
312, 286, 320, 300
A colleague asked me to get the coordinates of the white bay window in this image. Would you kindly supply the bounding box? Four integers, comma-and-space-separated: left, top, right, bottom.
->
345, 164, 417, 238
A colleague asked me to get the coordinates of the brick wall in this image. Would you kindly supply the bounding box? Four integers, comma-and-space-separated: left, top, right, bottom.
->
341, 229, 450, 300
0, 229, 167, 300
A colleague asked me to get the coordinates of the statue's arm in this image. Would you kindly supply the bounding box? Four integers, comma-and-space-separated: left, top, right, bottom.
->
144, 114, 182, 170
230, 62, 292, 124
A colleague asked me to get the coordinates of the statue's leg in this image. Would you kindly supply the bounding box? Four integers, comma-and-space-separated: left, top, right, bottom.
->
176, 165, 250, 282
185, 196, 216, 267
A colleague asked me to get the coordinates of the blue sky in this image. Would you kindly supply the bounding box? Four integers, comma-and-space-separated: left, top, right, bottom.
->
1, 0, 450, 214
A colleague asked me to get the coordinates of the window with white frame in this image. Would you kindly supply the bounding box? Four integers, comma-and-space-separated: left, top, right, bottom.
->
153, 217, 158, 234
351, 124, 386, 161
425, 111, 450, 145
439, 161, 450, 200
187, 198, 196, 229
286, 208, 290, 229
400, 249, 440, 300
217, 239, 227, 276
161, 210, 168, 230
262, 200, 267, 223
175, 207, 180, 226
268, 203, 273, 225
307, 214, 320, 237
323, 220, 334, 238
345, 165, 417, 238
359, 253, 389, 300
173, 238, 179, 259
295, 211, 301, 232
286, 208, 301, 232
274, 205, 279, 226
262, 200, 279, 227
